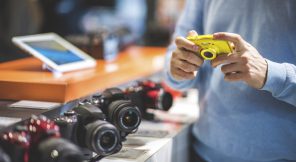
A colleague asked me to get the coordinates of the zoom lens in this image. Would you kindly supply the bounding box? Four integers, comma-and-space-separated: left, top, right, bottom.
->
201, 49, 217, 60
85, 121, 120, 156
109, 100, 141, 132
122, 110, 139, 128
158, 91, 173, 111
100, 131, 116, 150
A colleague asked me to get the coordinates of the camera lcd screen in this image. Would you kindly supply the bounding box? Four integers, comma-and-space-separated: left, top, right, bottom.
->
24, 40, 84, 65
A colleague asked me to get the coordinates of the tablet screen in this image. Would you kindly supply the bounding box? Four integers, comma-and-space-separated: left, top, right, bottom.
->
25, 40, 84, 65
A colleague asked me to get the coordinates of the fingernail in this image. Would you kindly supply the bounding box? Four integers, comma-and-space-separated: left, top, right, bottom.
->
193, 45, 199, 51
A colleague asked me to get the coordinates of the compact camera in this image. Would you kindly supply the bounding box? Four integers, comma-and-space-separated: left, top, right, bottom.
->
91, 88, 142, 138
125, 80, 173, 120
0, 115, 83, 162
187, 34, 232, 60
55, 104, 122, 158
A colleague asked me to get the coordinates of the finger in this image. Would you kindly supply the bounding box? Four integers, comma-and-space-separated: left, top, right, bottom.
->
172, 67, 195, 80
224, 72, 244, 82
175, 36, 199, 53
211, 53, 239, 67
175, 48, 204, 66
221, 63, 243, 74
213, 32, 246, 51
187, 30, 198, 37
173, 59, 199, 73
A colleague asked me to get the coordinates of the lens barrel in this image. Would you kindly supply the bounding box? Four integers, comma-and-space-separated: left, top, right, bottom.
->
201, 48, 216, 60
85, 120, 121, 156
108, 100, 141, 133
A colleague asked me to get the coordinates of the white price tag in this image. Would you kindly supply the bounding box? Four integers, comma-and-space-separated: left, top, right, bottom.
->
9, 100, 61, 110
0, 116, 22, 128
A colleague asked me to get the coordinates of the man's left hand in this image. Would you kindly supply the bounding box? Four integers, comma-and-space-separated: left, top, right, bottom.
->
211, 32, 268, 89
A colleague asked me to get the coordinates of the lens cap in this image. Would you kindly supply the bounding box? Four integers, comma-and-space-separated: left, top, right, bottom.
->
85, 121, 120, 156
159, 91, 173, 111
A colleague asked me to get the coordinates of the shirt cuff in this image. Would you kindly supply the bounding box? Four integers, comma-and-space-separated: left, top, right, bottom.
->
261, 59, 287, 95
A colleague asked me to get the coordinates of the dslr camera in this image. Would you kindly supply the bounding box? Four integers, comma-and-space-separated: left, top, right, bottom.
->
187, 34, 233, 60
0, 115, 83, 162
55, 104, 122, 159
55, 87, 141, 159
91, 88, 142, 138
125, 80, 173, 120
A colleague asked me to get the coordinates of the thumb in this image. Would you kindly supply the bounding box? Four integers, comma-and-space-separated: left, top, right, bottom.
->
187, 30, 198, 37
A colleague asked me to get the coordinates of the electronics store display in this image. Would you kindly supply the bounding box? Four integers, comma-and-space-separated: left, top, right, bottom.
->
12, 33, 96, 73
0, 87, 142, 162
187, 34, 233, 60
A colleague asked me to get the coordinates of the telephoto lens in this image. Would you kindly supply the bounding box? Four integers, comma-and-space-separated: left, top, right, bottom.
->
27, 115, 84, 162
125, 80, 174, 119
92, 88, 141, 136
55, 104, 122, 156
0, 146, 10, 162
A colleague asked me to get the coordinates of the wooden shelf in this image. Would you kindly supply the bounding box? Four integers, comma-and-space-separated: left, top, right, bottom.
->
0, 46, 166, 103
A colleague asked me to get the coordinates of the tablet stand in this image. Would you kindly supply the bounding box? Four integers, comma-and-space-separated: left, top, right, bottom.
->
42, 64, 63, 78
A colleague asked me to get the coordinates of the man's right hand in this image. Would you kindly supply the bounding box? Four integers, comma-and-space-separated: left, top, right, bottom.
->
170, 30, 204, 81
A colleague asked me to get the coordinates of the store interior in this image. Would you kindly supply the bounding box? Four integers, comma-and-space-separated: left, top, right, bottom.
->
1, 1, 295, 162
0, 0, 195, 162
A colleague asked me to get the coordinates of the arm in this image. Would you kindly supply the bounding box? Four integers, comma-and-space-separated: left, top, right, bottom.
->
261, 60, 296, 106
163, 0, 205, 91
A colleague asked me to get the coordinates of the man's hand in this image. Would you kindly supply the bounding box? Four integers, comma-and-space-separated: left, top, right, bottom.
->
211, 32, 268, 89
170, 30, 204, 81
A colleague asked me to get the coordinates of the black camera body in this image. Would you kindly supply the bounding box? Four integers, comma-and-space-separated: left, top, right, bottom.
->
125, 80, 174, 120
92, 88, 142, 139
55, 104, 122, 157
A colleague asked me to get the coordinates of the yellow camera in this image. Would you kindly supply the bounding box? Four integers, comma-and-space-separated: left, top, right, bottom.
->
186, 34, 232, 60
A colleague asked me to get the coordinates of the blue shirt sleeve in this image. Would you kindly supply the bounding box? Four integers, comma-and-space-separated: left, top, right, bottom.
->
261, 59, 296, 106
163, 0, 205, 91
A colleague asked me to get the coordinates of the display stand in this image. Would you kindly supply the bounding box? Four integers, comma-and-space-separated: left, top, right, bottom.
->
0, 46, 166, 102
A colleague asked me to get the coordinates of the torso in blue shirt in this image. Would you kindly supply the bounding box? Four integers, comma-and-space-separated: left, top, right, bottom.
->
177, 0, 296, 161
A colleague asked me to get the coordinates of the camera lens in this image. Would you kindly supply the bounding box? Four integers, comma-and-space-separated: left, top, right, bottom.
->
122, 110, 139, 128
36, 138, 84, 162
85, 121, 120, 156
158, 91, 173, 111
109, 100, 141, 132
100, 131, 116, 150
201, 49, 217, 60
203, 51, 213, 58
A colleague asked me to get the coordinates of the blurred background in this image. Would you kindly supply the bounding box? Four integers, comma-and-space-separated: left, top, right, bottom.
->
0, 0, 185, 62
